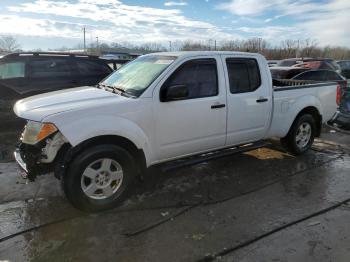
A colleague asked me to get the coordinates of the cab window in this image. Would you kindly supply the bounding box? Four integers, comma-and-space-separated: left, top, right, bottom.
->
226, 58, 261, 94
162, 58, 218, 100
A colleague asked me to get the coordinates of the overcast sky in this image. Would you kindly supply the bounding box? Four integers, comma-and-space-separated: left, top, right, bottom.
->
0, 0, 349, 50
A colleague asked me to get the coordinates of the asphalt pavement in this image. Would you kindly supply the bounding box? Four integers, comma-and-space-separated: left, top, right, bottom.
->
0, 127, 349, 262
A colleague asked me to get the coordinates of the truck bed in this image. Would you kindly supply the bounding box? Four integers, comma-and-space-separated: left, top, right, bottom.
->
267, 79, 338, 138
273, 79, 337, 91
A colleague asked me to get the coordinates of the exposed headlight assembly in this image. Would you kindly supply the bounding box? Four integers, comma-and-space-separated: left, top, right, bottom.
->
21, 121, 58, 145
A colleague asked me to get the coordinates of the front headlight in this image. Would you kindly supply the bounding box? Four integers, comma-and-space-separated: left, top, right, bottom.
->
21, 121, 58, 145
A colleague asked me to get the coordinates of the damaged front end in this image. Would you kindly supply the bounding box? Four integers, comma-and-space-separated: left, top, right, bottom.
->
14, 121, 69, 181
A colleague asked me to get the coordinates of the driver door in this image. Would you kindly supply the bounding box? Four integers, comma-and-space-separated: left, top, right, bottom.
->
153, 57, 227, 161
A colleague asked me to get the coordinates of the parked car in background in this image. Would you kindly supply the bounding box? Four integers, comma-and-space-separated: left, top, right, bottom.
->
290, 69, 349, 129
270, 67, 347, 88
267, 60, 279, 67
292, 70, 347, 89
293, 60, 341, 73
0, 52, 113, 130
99, 54, 133, 70
276, 58, 311, 67
101, 58, 129, 71
270, 66, 309, 79
277, 58, 341, 73
330, 88, 350, 129
337, 60, 350, 79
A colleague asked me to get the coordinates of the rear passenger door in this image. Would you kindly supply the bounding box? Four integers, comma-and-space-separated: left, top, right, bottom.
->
74, 60, 112, 86
223, 56, 272, 146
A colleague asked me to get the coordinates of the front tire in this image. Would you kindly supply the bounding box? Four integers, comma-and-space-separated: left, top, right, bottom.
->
62, 144, 136, 212
281, 114, 316, 155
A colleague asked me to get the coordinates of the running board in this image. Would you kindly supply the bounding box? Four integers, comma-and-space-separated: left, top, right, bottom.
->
160, 141, 268, 172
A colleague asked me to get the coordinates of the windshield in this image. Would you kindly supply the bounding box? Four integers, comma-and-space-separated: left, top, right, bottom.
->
101, 55, 176, 97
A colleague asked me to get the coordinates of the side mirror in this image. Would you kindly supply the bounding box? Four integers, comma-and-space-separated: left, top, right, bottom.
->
162, 84, 189, 102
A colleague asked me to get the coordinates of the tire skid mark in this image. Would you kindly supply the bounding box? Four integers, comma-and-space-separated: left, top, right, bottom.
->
197, 198, 350, 262
122, 203, 201, 237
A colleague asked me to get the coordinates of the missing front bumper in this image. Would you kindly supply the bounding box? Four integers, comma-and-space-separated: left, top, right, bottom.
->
14, 149, 28, 172
14, 143, 52, 181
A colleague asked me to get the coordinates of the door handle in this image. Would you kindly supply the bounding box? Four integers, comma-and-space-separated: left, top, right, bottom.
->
211, 104, 226, 109
256, 97, 268, 103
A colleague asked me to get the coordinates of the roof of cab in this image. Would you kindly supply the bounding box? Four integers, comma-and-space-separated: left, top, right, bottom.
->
144, 51, 263, 59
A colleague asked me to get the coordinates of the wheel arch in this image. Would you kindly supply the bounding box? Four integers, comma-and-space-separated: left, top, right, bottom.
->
55, 135, 147, 179
286, 106, 322, 138
293, 106, 322, 137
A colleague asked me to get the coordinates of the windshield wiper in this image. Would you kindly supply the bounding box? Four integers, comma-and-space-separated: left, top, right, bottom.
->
97, 83, 136, 98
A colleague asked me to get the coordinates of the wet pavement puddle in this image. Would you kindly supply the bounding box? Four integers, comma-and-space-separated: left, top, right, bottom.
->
0, 139, 349, 261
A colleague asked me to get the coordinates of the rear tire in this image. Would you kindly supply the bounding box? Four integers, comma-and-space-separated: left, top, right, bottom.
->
62, 144, 136, 212
281, 114, 316, 155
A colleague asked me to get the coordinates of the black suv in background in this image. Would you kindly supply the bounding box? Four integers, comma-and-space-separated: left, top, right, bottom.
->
276, 58, 341, 72
0, 52, 113, 130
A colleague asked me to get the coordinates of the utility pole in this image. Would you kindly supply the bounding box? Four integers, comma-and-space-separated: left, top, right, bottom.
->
296, 39, 300, 58
83, 27, 86, 53
96, 36, 99, 55
208, 39, 212, 51
214, 40, 217, 51
169, 41, 172, 51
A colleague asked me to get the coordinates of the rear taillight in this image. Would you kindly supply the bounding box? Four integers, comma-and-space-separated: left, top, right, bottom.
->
336, 85, 341, 106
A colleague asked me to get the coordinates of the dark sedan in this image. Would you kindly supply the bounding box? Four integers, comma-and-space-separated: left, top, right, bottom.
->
291, 69, 347, 89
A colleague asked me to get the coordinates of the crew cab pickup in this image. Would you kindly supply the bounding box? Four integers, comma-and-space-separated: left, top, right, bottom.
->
13, 51, 340, 212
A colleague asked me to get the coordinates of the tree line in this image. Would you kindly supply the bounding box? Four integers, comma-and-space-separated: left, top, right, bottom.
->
1, 35, 350, 60
87, 38, 350, 60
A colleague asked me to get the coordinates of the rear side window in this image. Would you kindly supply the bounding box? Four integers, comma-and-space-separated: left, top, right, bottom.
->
327, 61, 341, 71
76, 60, 111, 75
293, 71, 326, 81
226, 58, 261, 94
326, 71, 343, 80
28, 58, 71, 78
338, 61, 350, 69
286, 69, 307, 79
270, 69, 287, 79
0, 62, 25, 79
319, 61, 334, 70
163, 58, 218, 99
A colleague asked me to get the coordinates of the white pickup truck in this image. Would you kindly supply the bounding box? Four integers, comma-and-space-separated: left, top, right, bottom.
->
13, 51, 340, 211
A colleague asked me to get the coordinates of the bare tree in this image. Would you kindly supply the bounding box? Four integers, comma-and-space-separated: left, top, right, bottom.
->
299, 39, 319, 57
280, 39, 298, 58
0, 35, 21, 52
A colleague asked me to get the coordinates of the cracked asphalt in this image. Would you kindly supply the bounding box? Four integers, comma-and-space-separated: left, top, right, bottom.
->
0, 126, 349, 262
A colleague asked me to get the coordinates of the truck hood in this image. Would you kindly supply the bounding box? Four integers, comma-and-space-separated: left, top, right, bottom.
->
14, 86, 121, 122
